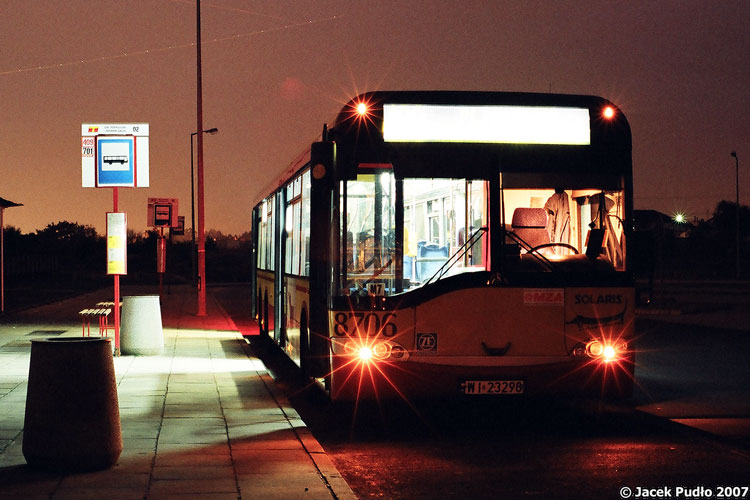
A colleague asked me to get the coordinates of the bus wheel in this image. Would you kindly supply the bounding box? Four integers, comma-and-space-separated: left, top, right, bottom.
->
299, 310, 309, 377
263, 293, 270, 337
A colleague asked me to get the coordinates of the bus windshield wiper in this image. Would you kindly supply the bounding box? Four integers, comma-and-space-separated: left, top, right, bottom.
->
504, 230, 555, 272
423, 227, 488, 286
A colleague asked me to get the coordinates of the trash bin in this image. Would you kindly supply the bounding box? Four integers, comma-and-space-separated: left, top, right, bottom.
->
23, 337, 122, 472
121, 295, 164, 356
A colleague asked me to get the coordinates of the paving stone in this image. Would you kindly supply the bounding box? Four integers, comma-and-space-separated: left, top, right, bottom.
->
148, 478, 238, 495
0, 286, 355, 500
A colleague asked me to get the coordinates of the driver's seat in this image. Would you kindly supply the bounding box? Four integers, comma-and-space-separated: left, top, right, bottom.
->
511, 208, 549, 249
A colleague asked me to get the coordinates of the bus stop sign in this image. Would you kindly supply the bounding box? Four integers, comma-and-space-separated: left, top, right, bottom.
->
147, 198, 179, 228
82, 123, 149, 188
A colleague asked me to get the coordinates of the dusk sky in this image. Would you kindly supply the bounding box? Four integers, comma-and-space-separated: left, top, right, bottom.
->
1, 1, 748, 236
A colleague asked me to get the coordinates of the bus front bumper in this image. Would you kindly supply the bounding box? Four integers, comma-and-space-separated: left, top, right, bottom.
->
329, 354, 635, 402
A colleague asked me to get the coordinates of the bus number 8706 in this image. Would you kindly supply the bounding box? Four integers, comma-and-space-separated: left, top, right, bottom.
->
333, 312, 398, 337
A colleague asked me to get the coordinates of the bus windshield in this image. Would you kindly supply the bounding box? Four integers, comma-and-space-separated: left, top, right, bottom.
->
403, 178, 488, 286
337, 171, 627, 297
338, 172, 489, 297
502, 180, 626, 272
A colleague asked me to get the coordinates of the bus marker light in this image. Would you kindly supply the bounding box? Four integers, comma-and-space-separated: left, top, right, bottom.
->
357, 102, 368, 116
603, 106, 615, 119
585, 339, 626, 362
312, 163, 326, 180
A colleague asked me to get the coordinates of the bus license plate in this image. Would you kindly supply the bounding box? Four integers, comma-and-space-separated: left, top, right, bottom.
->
461, 380, 524, 395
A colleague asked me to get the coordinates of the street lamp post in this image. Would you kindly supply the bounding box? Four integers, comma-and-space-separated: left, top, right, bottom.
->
190, 128, 218, 288
0, 197, 23, 313
731, 151, 740, 279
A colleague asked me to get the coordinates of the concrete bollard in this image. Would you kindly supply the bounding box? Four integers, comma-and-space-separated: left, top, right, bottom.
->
120, 295, 164, 356
23, 337, 122, 472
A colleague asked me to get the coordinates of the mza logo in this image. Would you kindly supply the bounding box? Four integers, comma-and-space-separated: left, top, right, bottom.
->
416, 333, 437, 352
523, 288, 564, 305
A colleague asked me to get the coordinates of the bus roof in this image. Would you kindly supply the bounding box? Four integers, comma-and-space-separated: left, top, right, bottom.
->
333, 90, 629, 128
252, 91, 632, 208
330, 90, 631, 181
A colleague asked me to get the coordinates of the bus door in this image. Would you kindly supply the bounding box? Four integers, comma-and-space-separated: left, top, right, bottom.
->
340, 167, 398, 297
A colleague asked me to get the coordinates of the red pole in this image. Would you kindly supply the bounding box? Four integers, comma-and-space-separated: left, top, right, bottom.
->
158, 228, 165, 300
1, 208, 4, 313
196, 0, 207, 316
113, 187, 121, 355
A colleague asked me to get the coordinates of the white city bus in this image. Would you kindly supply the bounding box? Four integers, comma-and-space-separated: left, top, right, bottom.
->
251, 91, 635, 401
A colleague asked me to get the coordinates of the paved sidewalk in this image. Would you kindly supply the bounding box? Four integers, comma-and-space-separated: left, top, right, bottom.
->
0, 285, 356, 500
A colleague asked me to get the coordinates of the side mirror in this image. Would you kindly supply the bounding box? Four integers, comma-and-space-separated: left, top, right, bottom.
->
585, 229, 605, 260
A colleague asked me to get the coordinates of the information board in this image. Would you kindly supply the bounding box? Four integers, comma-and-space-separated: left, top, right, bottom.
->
106, 212, 127, 275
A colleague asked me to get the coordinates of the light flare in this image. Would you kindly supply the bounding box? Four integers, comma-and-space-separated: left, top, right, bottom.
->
324, 303, 420, 414
603, 345, 616, 362
347, 96, 379, 130
562, 313, 640, 398
357, 346, 373, 361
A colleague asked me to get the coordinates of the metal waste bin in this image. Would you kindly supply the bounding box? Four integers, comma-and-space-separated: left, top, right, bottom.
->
23, 337, 122, 471
121, 295, 164, 356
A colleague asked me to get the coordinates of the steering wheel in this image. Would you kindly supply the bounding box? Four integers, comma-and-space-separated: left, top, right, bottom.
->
527, 243, 580, 255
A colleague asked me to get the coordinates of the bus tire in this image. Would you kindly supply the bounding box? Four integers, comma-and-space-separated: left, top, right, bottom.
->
299, 310, 309, 377
263, 292, 270, 337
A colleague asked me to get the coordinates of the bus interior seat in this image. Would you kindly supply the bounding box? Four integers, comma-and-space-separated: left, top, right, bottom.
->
415, 242, 449, 281
511, 207, 549, 249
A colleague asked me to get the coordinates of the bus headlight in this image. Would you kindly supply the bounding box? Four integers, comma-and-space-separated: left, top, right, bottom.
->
603, 345, 616, 361
572, 343, 587, 357
585, 339, 627, 362
586, 340, 604, 358
343, 340, 408, 362
372, 342, 392, 359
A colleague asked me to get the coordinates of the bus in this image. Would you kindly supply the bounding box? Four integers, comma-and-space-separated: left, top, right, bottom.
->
251, 91, 635, 401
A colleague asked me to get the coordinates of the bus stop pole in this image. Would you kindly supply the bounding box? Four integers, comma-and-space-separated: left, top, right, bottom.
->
113, 187, 121, 356
1, 208, 4, 313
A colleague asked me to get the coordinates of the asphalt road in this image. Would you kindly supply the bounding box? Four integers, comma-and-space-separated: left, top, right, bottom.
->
214, 284, 750, 500
259, 348, 749, 500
